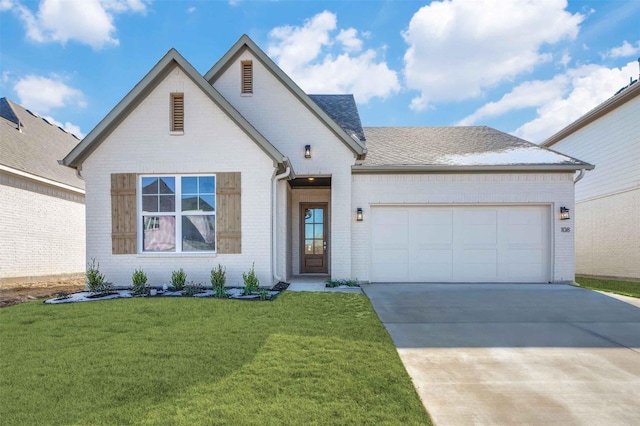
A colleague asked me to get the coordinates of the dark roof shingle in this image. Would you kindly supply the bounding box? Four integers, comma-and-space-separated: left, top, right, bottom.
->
309, 94, 365, 142
0, 98, 84, 189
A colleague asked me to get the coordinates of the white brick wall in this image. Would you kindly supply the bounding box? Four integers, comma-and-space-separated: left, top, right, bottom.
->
548, 93, 640, 279
214, 49, 356, 280
351, 173, 576, 283
0, 171, 85, 279
81, 65, 276, 288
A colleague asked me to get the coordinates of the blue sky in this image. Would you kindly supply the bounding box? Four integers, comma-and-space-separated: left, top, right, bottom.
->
1, 0, 639, 143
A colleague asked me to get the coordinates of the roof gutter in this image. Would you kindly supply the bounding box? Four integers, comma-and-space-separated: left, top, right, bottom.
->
574, 169, 587, 183
0, 164, 85, 194
351, 164, 595, 173
272, 158, 291, 284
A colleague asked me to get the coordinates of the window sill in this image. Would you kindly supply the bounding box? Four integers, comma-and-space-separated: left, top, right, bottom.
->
137, 252, 217, 258
240, 93, 253, 97
169, 130, 184, 136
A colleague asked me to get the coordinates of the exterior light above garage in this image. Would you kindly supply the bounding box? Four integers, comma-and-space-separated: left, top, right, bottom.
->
560, 207, 570, 220
305, 145, 311, 159
356, 208, 363, 221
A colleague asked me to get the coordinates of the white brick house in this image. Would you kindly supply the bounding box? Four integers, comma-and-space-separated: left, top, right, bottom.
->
63, 35, 592, 287
542, 80, 640, 280
0, 98, 85, 282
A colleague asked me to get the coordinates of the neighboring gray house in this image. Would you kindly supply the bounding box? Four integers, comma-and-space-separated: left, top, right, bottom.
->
62, 35, 592, 287
543, 80, 640, 280
0, 98, 85, 282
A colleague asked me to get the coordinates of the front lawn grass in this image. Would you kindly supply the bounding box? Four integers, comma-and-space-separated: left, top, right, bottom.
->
575, 276, 640, 298
0, 292, 431, 425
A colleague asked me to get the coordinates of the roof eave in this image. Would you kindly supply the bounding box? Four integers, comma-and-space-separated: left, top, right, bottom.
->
351, 164, 595, 173
63, 48, 286, 169
542, 81, 640, 147
204, 34, 366, 156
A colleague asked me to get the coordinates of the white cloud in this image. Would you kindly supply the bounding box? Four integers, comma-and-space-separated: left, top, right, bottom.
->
14, 75, 86, 114
4, 0, 150, 49
186, 6, 196, 14
0, 0, 13, 11
43, 115, 85, 139
604, 40, 640, 58
458, 76, 569, 126
513, 61, 638, 142
267, 11, 399, 103
403, 0, 584, 111
336, 28, 363, 53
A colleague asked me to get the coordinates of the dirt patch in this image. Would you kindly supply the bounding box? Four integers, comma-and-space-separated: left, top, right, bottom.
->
0, 278, 85, 308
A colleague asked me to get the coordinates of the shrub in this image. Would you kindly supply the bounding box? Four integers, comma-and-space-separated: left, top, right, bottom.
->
86, 259, 113, 294
132, 268, 148, 296
171, 268, 187, 290
211, 264, 227, 298
242, 263, 259, 295
258, 288, 270, 301
325, 279, 359, 288
183, 282, 203, 296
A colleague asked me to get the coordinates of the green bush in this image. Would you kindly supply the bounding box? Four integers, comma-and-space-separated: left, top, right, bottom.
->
325, 279, 359, 288
183, 282, 203, 296
242, 263, 259, 295
132, 268, 148, 296
171, 269, 187, 290
86, 259, 113, 294
211, 264, 227, 298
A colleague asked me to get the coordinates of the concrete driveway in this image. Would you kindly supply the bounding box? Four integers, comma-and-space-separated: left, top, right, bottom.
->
363, 284, 640, 425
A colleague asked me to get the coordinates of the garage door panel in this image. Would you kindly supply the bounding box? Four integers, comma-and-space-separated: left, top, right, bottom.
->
410, 262, 452, 280
372, 259, 408, 282
415, 225, 453, 244
372, 224, 407, 246
508, 264, 543, 281
371, 206, 550, 283
458, 263, 497, 281
508, 249, 543, 263
462, 249, 498, 264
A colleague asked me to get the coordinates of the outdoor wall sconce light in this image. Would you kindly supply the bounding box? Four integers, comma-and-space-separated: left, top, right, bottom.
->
356, 208, 363, 221
305, 145, 311, 158
560, 207, 570, 220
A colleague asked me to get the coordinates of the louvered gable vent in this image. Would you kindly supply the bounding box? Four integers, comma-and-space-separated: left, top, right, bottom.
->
241, 61, 253, 94
171, 93, 184, 132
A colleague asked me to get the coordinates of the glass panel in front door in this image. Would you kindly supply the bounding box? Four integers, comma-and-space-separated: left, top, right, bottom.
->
304, 208, 324, 254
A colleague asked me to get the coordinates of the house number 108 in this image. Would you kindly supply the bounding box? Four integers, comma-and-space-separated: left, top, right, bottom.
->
561, 227, 571, 233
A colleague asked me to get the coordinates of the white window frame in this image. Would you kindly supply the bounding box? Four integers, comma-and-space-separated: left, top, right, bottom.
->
138, 174, 217, 254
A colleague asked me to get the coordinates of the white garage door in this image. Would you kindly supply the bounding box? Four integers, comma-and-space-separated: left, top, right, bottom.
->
371, 206, 550, 283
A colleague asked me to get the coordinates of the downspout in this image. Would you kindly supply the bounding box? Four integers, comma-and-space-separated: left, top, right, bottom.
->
574, 169, 585, 183
272, 160, 291, 283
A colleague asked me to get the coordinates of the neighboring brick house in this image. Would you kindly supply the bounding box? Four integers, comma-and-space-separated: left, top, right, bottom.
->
542, 80, 640, 280
62, 35, 592, 287
0, 98, 85, 282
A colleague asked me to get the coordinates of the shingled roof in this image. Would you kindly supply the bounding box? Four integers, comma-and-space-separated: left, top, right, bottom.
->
0, 98, 84, 190
308, 95, 365, 142
355, 126, 593, 172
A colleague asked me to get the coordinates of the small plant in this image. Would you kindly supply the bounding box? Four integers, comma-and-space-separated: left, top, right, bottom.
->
325, 278, 359, 288
211, 264, 227, 298
183, 282, 203, 296
242, 263, 259, 295
132, 268, 148, 296
55, 292, 70, 300
171, 268, 187, 290
86, 258, 113, 294
257, 288, 270, 301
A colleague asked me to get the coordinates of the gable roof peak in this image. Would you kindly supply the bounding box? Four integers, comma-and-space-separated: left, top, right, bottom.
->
63, 45, 285, 169
205, 34, 366, 156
